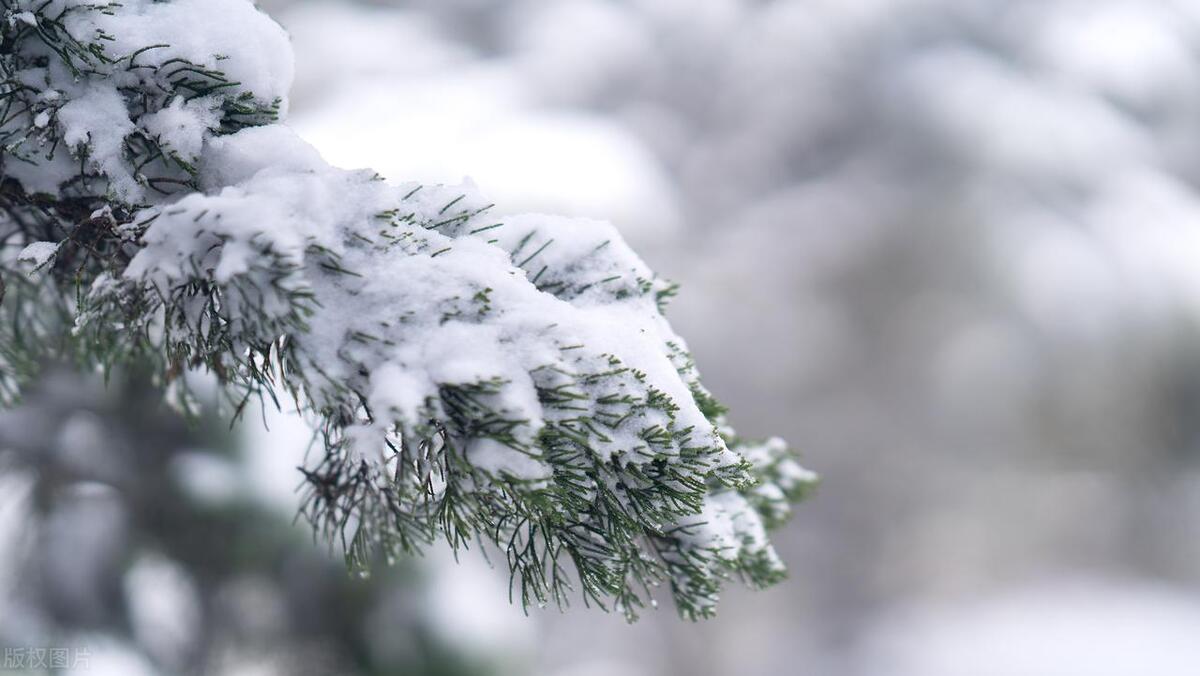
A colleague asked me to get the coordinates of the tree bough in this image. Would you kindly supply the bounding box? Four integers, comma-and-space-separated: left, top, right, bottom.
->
0, 0, 815, 620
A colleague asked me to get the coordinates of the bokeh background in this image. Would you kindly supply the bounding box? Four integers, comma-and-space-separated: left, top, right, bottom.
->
5, 0, 1200, 674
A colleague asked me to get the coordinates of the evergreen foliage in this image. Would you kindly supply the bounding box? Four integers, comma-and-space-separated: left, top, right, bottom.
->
0, 0, 814, 620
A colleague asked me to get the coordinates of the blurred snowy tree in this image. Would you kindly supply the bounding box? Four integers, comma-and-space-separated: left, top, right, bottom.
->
0, 0, 812, 620
0, 367, 532, 675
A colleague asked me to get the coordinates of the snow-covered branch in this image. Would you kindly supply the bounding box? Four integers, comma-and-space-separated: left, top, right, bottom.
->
0, 0, 813, 619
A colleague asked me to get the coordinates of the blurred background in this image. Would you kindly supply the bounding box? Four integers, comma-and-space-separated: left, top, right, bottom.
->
5, 0, 1200, 673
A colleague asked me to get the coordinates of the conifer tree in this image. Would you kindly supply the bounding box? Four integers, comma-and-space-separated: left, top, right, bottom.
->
0, 0, 814, 620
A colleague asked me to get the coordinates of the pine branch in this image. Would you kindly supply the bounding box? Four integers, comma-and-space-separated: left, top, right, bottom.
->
0, 0, 816, 620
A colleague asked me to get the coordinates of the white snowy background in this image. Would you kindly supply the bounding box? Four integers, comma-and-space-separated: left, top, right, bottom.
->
7, 0, 1200, 674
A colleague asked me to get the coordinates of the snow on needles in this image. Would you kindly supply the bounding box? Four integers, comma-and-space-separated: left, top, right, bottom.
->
2, 0, 290, 203
2, 0, 814, 619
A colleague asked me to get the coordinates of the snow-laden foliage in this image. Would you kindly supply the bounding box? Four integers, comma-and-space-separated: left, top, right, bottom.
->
0, 0, 814, 619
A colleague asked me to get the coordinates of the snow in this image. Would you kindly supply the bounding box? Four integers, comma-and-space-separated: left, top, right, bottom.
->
140, 97, 221, 164
124, 554, 201, 669
366, 363, 432, 435
10, 11, 36, 27
678, 490, 774, 563
3, 147, 77, 197
73, 0, 294, 108
18, 241, 60, 268
55, 84, 140, 200
466, 438, 550, 482
5, 0, 292, 203
199, 124, 328, 190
